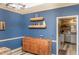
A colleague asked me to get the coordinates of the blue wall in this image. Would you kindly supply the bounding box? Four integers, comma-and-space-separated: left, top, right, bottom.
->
24, 4, 79, 54
0, 9, 24, 49
0, 38, 22, 49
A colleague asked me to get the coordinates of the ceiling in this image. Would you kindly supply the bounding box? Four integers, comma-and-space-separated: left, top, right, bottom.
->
5, 3, 44, 9
0, 3, 78, 14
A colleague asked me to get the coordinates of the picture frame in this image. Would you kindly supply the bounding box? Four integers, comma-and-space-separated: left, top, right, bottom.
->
0, 21, 5, 31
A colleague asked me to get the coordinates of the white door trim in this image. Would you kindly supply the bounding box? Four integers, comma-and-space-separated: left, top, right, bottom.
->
56, 15, 78, 55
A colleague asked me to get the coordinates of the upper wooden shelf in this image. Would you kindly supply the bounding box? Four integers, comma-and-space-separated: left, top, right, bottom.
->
30, 17, 44, 21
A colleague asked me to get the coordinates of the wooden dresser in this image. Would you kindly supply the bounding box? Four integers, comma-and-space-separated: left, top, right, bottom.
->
22, 36, 52, 55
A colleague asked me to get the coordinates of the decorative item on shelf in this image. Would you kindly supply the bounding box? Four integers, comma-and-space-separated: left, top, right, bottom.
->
43, 21, 46, 26
0, 21, 5, 31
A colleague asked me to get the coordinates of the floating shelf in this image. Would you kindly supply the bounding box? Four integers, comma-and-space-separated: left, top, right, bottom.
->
28, 25, 46, 29
30, 17, 44, 21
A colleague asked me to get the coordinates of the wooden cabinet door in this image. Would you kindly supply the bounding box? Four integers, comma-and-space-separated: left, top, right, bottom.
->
23, 37, 32, 52
23, 39, 30, 52
30, 38, 40, 54
39, 39, 48, 55
30, 39, 35, 53
35, 39, 40, 54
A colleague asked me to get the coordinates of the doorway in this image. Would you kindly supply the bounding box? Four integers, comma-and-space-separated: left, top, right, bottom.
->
57, 15, 78, 55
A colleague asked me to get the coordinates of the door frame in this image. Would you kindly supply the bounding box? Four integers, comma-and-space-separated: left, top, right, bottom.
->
56, 15, 78, 55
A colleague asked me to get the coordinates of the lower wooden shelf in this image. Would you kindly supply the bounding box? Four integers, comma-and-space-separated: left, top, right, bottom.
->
28, 25, 46, 29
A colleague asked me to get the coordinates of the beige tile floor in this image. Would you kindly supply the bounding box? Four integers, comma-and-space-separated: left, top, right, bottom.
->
58, 43, 76, 55
67, 44, 76, 55
9, 50, 34, 55
0, 48, 34, 55
1, 44, 76, 55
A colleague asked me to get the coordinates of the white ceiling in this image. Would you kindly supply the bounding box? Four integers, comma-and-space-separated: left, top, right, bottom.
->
0, 3, 78, 14
5, 3, 44, 9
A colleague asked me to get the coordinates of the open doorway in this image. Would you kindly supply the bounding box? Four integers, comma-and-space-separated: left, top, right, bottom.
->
57, 15, 78, 55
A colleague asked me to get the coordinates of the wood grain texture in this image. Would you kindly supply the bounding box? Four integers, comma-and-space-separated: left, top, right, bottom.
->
22, 36, 52, 55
